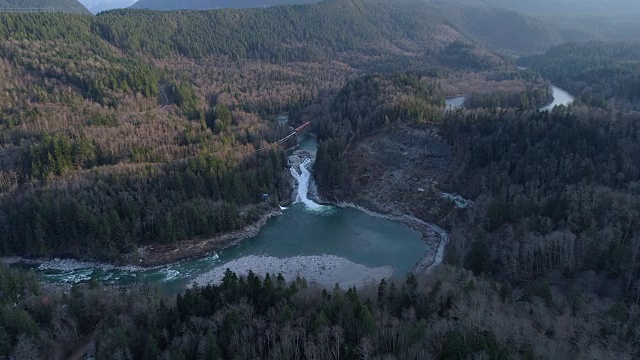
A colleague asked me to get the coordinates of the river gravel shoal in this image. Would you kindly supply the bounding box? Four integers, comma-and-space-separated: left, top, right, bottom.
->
2, 257, 145, 272
191, 255, 393, 289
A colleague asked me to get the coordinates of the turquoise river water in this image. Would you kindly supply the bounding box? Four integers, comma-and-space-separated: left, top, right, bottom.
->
12, 136, 427, 293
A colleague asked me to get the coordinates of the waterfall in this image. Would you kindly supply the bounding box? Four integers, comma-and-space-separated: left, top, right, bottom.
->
290, 158, 326, 211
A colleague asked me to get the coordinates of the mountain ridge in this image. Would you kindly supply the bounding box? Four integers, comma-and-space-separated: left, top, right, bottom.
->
130, 0, 321, 10
0, 0, 89, 13
94, 0, 572, 58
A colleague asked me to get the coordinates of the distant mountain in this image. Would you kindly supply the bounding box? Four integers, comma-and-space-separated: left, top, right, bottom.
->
472, 0, 640, 17
0, 0, 89, 13
95, 0, 574, 58
448, 0, 640, 43
451, 5, 562, 53
130, 0, 321, 10
79, 0, 136, 13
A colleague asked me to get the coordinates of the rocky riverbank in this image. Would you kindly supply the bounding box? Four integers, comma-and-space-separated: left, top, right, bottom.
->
191, 254, 393, 289
309, 124, 453, 274
5, 133, 448, 289
3, 208, 283, 271
136, 208, 283, 267
315, 199, 448, 275
3, 146, 307, 274
288, 149, 313, 172
2, 256, 146, 272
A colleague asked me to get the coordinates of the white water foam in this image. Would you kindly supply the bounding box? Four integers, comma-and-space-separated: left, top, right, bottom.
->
162, 269, 180, 282
34, 258, 143, 272
45, 269, 94, 283
289, 158, 329, 212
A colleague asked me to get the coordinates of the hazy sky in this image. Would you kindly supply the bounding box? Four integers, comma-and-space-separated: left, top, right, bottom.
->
471, 0, 640, 15
78, 0, 137, 13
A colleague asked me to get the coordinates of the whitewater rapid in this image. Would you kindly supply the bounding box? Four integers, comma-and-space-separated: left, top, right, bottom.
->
289, 158, 328, 212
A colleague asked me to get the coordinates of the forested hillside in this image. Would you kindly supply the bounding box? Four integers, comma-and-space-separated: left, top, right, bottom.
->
2, 0, 640, 358
312, 71, 553, 195
0, 0, 89, 13
0, 0, 596, 60
452, 0, 640, 44
0, 0, 568, 262
442, 108, 640, 287
458, 0, 640, 17
1, 262, 637, 359
315, 72, 640, 299
99, 0, 563, 59
313, 74, 444, 193
3, 68, 640, 358
0, 0, 632, 271
519, 41, 640, 110
0, 11, 299, 262
310, 72, 640, 358
462, 69, 553, 109
130, 0, 320, 10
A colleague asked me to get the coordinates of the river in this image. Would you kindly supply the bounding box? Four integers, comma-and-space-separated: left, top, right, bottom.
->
540, 85, 575, 111
11, 135, 428, 293
445, 84, 575, 111
10, 84, 576, 292
445, 96, 466, 110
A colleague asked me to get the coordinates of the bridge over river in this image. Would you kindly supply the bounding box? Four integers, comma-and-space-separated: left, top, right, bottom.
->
254, 121, 312, 153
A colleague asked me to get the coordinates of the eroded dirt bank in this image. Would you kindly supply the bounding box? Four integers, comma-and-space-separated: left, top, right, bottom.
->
135, 208, 283, 267
314, 123, 463, 274
327, 123, 457, 222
